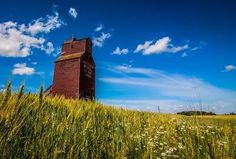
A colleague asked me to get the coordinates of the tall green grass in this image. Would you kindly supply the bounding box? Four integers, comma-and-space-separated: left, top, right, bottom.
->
0, 83, 235, 158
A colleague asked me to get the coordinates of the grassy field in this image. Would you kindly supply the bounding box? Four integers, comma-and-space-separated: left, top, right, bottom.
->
0, 83, 235, 159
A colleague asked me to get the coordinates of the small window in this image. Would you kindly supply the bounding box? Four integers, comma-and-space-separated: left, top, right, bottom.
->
71, 45, 73, 48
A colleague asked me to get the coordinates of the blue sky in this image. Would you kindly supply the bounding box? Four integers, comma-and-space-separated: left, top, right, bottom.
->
0, 0, 236, 113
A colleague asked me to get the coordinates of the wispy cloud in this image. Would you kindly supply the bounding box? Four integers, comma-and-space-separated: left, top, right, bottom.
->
31, 62, 37, 65
182, 52, 187, 57
191, 47, 200, 51
12, 63, 35, 75
53, 46, 61, 57
92, 24, 112, 47
100, 99, 191, 113
92, 32, 111, 47
94, 24, 103, 32
0, 84, 5, 92
112, 47, 129, 55
68, 8, 78, 19
223, 65, 236, 72
26, 11, 64, 35
0, 10, 64, 57
99, 65, 236, 113
41, 42, 55, 54
111, 65, 157, 76
134, 37, 188, 55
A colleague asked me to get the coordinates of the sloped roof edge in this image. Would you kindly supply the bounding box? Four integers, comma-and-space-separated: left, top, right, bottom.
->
55, 52, 84, 62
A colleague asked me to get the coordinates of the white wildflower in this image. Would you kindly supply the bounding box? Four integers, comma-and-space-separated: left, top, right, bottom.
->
207, 126, 213, 129
178, 143, 185, 149
161, 153, 166, 157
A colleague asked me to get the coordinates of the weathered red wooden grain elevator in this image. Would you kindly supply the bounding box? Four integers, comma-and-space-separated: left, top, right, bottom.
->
47, 36, 95, 100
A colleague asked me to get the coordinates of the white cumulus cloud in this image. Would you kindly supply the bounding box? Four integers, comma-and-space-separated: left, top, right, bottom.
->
134, 37, 188, 55
12, 63, 35, 75
112, 47, 129, 55
68, 8, 78, 19
0, 11, 64, 57
224, 65, 236, 72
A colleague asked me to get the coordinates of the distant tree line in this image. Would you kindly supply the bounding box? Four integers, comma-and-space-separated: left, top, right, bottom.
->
176, 111, 216, 116
225, 112, 236, 115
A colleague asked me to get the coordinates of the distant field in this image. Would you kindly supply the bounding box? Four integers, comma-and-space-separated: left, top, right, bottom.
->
0, 85, 235, 159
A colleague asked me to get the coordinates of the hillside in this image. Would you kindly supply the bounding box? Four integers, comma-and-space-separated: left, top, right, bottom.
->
0, 84, 235, 159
